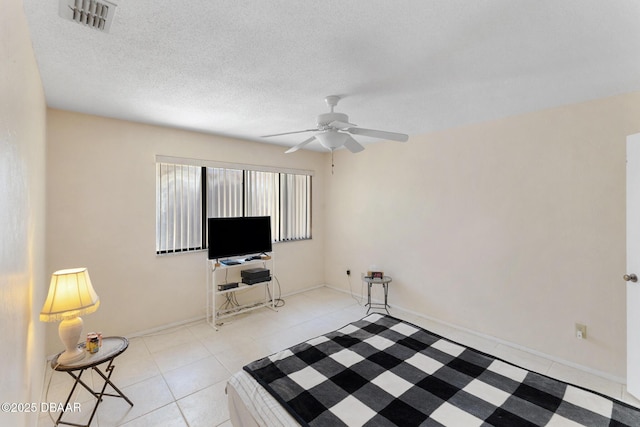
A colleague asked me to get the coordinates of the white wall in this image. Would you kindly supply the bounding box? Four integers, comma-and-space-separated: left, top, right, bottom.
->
324, 92, 640, 379
0, 1, 48, 426
40, 64, 640, 380
45, 110, 327, 355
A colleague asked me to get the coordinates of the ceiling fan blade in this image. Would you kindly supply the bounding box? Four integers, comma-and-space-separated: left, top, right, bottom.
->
262, 129, 318, 138
285, 136, 316, 154
343, 135, 365, 153
347, 127, 408, 142
328, 120, 356, 130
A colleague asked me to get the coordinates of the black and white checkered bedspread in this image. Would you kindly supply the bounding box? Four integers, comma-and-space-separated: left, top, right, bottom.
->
243, 313, 640, 426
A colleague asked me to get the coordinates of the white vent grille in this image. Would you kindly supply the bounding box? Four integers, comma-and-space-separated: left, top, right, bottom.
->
59, 0, 117, 32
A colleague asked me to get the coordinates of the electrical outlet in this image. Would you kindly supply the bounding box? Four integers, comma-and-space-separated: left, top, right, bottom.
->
575, 323, 587, 339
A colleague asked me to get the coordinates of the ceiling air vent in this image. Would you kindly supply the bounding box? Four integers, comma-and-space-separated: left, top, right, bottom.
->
59, 0, 117, 33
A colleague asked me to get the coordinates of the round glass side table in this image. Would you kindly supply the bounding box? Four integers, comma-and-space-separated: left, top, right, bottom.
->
51, 336, 133, 427
363, 275, 392, 314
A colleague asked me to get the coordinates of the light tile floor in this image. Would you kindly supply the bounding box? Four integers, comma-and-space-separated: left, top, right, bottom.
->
38, 286, 640, 427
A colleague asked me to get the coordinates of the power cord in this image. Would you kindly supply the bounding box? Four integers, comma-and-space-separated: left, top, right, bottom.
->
269, 275, 285, 308
43, 359, 61, 425
347, 271, 366, 306
43, 358, 92, 425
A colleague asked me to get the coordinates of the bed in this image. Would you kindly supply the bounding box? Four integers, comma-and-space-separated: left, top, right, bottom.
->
227, 313, 640, 426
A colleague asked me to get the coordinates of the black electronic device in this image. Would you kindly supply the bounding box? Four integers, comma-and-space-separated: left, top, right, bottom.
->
242, 276, 272, 285
241, 267, 270, 280
218, 282, 239, 291
207, 216, 272, 260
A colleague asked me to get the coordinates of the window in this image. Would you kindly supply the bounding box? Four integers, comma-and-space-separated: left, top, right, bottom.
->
206, 167, 243, 218
156, 163, 202, 254
156, 157, 312, 254
280, 173, 311, 240
246, 170, 279, 240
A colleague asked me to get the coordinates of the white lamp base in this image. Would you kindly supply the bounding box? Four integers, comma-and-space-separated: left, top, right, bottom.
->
57, 317, 85, 364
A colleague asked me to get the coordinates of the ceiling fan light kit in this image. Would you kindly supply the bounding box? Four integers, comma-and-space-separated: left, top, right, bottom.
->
264, 96, 408, 154
315, 131, 349, 150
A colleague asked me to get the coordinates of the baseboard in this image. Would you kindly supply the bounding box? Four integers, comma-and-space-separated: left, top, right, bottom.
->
126, 315, 206, 339
124, 284, 326, 340
324, 284, 626, 385
45, 315, 207, 361
44, 283, 624, 386
279, 283, 327, 298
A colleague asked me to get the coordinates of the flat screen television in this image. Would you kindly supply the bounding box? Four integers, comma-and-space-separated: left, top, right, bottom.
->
207, 216, 272, 260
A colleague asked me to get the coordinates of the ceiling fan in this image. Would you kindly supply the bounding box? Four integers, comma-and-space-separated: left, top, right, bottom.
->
262, 95, 409, 154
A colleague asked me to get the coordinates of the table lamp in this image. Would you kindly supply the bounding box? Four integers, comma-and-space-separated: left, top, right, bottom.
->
40, 268, 100, 364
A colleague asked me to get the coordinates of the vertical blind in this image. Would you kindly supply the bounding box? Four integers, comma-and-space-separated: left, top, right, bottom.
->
156, 163, 203, 253
246, 170, 280, 241
156, 160, 312, 254
281, 174, 311, 240
206, 167, 243, 218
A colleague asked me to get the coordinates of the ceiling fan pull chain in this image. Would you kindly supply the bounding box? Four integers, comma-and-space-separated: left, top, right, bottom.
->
331, 150, 335, 175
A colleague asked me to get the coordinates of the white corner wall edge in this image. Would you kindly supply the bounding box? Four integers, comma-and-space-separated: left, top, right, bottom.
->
324, 284, 627, 386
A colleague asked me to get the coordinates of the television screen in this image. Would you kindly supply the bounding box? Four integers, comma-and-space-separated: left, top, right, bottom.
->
207, 216, 272, 260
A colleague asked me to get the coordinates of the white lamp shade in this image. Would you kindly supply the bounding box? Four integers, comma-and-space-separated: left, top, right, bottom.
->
40, 268, 100, 322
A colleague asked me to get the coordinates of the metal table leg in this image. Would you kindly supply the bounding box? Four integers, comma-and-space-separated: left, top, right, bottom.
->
56, 359, 133, 427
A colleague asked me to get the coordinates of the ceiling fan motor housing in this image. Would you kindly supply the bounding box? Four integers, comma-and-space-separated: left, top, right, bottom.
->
317, 112, 349, 128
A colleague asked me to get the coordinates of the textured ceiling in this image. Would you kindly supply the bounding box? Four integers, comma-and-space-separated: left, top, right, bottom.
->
23, 1, 640, 152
